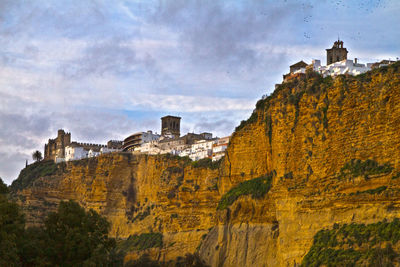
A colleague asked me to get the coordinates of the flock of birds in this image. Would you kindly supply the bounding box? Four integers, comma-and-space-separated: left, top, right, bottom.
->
297, 0, 387, 41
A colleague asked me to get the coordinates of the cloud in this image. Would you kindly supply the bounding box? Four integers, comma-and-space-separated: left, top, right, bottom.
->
151, 1, 297, 72
0, 0, 399, 185
60, 39, 139, 78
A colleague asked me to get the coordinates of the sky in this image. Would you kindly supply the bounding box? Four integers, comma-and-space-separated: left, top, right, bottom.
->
0, 0, 399, 184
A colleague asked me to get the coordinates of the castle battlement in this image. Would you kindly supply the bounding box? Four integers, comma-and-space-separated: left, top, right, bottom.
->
44, 130, 123, 162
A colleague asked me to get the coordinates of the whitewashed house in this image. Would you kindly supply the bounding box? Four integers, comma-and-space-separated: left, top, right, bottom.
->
313, 59, 371, 77
65, 146, 88, 161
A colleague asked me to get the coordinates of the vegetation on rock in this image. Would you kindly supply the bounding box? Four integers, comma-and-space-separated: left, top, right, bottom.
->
302, 219, 400, 266
118, 233, 163, 252
338, 159, 393, 180
191, 157, 222, 170
217, 174, 273, 210
11, 160, 63, 191
125, 253, 210, 267
349, 186, 387, 196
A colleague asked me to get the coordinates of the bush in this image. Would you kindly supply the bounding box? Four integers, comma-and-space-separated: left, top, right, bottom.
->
11, 160, 62, 191
191, 158, 222, 170
302, 219, 400, 266
338, 159, 393, 180
217, 174, 273, 210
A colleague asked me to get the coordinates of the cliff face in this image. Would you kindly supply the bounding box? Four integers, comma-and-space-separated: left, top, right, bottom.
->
14, 154, 221, 262
13, 62, 400, 266
199, 63, 400, 266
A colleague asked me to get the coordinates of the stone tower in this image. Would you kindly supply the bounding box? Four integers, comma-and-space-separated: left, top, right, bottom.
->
161, 115, 181, 138
44, 129, 71, 160
326, 39, 348, 65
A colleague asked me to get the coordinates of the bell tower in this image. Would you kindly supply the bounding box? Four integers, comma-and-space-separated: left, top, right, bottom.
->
326, 39, 348, 65
161, 115, 181, 137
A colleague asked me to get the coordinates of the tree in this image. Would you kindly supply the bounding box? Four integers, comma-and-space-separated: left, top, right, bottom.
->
0, 178, 8, 194
0, 194, 25, 266
42, 200, 121, 266
32, 150, 43, 162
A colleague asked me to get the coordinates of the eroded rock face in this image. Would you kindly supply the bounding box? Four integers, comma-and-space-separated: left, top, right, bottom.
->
199, 64, 400, 266
14, 63, 400, 266
15, 154, 221, 262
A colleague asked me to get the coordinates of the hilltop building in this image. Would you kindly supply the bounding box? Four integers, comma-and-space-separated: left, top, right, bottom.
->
280, 40, 397, 81
212, 136, 230, 161
161, 115, 181, 138
326, 39, 348, 65
45, 116, 230, 163
44, 129, 71, 161
370, 59, 397, 69
123, 116, 229, 161
122, 131, 160, 151
313, 58, 370, 77
283, 61, 309, 82
44, 129, 123, 162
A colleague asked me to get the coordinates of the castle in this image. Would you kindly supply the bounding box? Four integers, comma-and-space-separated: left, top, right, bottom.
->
44, 130, 122, 162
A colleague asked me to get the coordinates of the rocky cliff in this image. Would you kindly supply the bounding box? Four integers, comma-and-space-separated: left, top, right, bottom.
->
12, 62, 400, 266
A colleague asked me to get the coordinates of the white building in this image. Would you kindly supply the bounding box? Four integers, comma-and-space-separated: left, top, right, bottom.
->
188, 139, 216, 161
134, 140, 163, 155
313, 58, 371, 77
100, 147, 120, 154
88, 149, 100, 158
122, 131, 161, 151
65, 146, 88, 161
212, 136, 230, 161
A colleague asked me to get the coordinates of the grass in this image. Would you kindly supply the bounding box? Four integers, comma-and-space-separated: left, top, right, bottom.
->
11, 160, 63, 191
118, 233, 163, 252
217, 174, 273, 210
301, 219, 400, 266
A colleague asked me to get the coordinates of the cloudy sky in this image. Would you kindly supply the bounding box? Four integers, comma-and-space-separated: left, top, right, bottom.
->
0, 0, 399, 184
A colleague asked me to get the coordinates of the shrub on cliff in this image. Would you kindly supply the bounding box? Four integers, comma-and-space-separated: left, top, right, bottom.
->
217, 174, 273, 210
338, 159, 393, 180
191, 158, 222, 170
118, 232, 163, 252
302, 219, 400, 266
11, 160, 62, 191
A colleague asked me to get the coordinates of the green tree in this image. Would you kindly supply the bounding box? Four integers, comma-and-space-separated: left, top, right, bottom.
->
42, 200, 121, 266
0, 194, 25, 266
0, 177, 8, 194
32, 150, 43, 162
